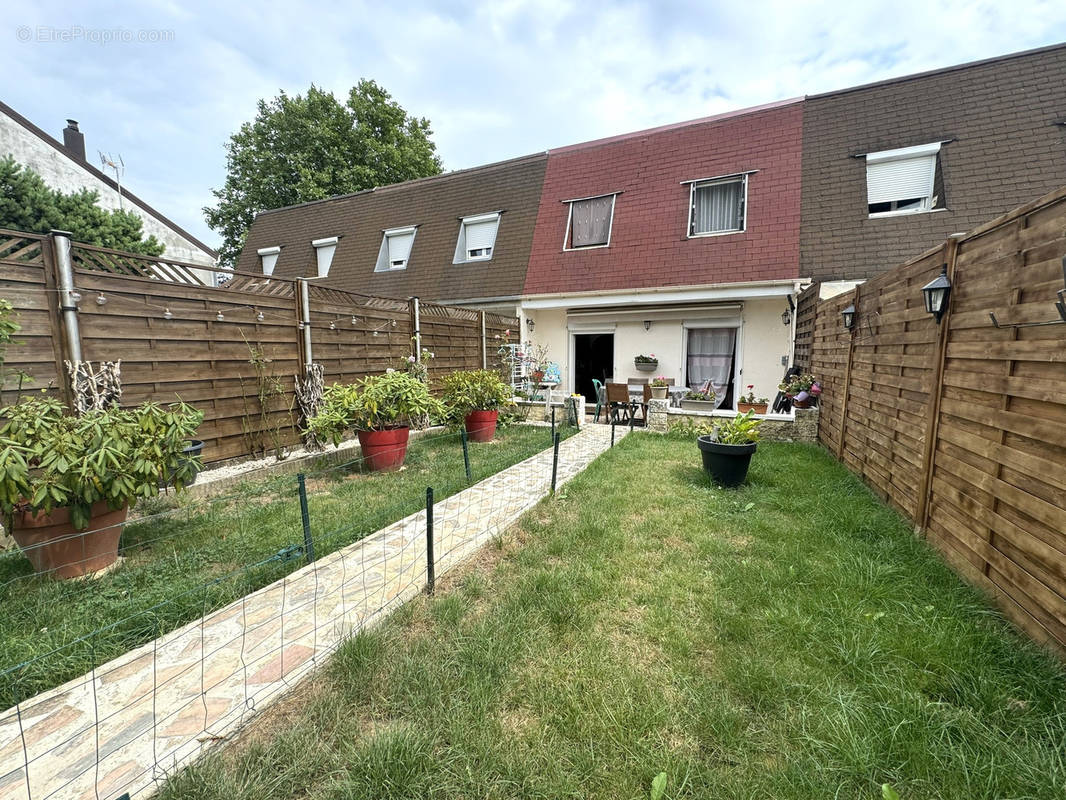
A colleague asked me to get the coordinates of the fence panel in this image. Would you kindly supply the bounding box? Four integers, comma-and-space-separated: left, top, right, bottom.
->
811, 290, 853, 458
419, 302, 481, 382
792, 282, 819, 372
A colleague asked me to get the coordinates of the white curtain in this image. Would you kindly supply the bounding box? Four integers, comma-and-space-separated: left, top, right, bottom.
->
692, 181, 742, 234
571, 196, 613, 246
687, 328, 735, 408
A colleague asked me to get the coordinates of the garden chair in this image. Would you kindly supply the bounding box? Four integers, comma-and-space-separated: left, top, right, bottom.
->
606, 382, 636, 424
591, 378, 605, 422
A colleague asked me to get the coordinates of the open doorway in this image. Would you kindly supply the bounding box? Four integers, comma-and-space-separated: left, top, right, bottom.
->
573, 333, 613, 404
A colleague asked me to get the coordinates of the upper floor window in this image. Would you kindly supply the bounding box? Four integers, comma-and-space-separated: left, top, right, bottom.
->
564, 193, 616, 250
454, 212, 500, 263
311, 236, 338, 278
687, 175, 747, 236
866, 142, 944, 217
257, 245, 281, 276
374, 226, 417, 271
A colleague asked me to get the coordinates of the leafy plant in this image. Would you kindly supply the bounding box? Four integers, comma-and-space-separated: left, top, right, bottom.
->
714, 410, 762, 444
238, 338, 296, 461
650, 375, 670, 388
439, 369, 513, 421
0, 298, 31, 401
650, 772, 667, 800
403, 345, 435, 382
0, 397, 203, 529
683, 388, 715, 402
305, 371, 442, 444
779, 373, 817, 396
634, 353, 658, 364
740, 385, 769, 405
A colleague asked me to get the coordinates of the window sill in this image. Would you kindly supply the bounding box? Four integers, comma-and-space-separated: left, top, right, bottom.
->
687, 228, 745, 239
453, 256, 494, 265
867, 207, 948, 220
562, 244, 610, 252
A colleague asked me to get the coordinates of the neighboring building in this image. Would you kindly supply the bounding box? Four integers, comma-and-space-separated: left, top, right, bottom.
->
801, 42, 1066, 282
238, 153, 547, 312
236, 42, 1066, 410
0, 101, 218, 268
521, 100, 803, 409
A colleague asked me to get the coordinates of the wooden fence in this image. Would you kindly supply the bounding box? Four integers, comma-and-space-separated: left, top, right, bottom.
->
809, 186, 1066, 653
0, 230, 518, 464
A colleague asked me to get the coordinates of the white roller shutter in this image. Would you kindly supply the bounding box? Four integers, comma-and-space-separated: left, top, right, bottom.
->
866, 142, 941, 205
465, 216, 498, 254
386, 230, 415, 267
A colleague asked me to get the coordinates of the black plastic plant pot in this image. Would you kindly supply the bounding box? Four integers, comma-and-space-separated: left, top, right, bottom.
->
697, 435, 756, 487
162, 439, 204, 488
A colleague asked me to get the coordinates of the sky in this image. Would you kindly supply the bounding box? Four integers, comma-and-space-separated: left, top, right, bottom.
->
4, 0, 1066, 250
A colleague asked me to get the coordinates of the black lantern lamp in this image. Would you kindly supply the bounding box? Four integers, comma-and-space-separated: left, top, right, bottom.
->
526, 317, 535, 334
841, 304, 856, 330
921, 266, 952, 323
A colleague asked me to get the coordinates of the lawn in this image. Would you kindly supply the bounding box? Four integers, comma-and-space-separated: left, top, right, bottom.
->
160, 433, 1066, 800
0, 423, 569, 709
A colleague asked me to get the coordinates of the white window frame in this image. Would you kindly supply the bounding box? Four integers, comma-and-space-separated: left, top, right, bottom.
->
374, 226, 417, 272
680, 317, 743, 412
257, 245, 281, 276
684, 173, 749, 238
453, 211, 501, 264
864, 141, 944, 219
562, 192, 618, 251
311, 236, 339, 278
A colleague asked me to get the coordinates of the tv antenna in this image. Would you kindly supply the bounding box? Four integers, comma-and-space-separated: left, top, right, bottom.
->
98, 151, 126, 209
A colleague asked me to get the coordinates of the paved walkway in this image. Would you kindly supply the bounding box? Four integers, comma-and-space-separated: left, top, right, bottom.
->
0, 424, 623, 800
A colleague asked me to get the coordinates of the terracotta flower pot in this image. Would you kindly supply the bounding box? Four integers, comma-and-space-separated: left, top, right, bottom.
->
11, 501, 129, 579
357, 427, 411, 471
738, 403, 768, 414
464, 409, 499, 443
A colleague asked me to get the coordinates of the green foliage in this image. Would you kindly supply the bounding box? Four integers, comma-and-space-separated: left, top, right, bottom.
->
0, 397, 203, 529
714, 409, 763, 444
650, 375, 669, 388
682, 388, 715, 402
650, 772, 667, 800
439, 369, 514, 422
306, 372, 442, 442
0, 298, 30, 396
205, 81, 443, 266
0, 156, 164, 255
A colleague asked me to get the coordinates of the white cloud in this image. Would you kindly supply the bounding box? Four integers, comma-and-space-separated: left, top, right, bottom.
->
1, 0, 1064, 249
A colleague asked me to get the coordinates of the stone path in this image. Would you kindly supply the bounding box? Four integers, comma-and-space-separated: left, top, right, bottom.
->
0, 424, 623, 800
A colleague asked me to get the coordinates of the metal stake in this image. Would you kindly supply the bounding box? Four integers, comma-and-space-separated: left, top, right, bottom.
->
550, 432, 560, 493
551, 405, 556, 438
460, 428, 472, 482
611, 419, 616, 447
425, 487, 435, 594
297, 473, 314, 563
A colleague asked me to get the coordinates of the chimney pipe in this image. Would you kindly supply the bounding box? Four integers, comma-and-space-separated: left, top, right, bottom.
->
62, 119, 85, 161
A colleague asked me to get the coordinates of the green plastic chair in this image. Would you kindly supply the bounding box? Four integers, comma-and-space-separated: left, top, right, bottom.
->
591, 378, 604, 422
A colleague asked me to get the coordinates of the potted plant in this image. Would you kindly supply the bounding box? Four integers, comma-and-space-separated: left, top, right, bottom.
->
440, 369, 514, 442
649, 375, 670, 400
696, 410, 762, 487
680, 387, 716, 412
737, 385, 770, 415
305, 371, 442, 471
0, 397, 203, 578
634, 353, 658, 373
779, 374, 819, 409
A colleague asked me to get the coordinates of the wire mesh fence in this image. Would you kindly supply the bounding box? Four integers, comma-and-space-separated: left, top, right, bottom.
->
0, 415, 605, 800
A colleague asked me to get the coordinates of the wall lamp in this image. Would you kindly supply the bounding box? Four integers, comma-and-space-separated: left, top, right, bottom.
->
841, 304, 856, 330
921, 265, 952, 324
526, 317, 535, 334
781, 309, 791, 326
643, 320, 651, 331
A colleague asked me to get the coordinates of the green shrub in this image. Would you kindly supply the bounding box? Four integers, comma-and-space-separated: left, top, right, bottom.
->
306, 372, 443, 444
0, 397, 203, 528
439, 369, 514, 423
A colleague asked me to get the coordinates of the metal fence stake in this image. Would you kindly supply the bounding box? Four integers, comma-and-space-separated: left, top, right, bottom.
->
297, 473, 315, 563
460, 428, 472, 482
550, 432, 561, 493
611, 419, 616, 447
425, 487, 435, 594
551, 405, 556, 438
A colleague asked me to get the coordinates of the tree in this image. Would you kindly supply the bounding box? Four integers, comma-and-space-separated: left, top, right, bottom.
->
204, 80, 443, 267
0, 156, 164, 255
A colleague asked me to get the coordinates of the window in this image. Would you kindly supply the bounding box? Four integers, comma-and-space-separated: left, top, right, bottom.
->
311, 236, 338, 278
374, 227, 417, 271
866, 142, 944, 217
257, 246, 280, 276
453, 212, 500, 263
685, 327, 736, 409
564, 194, 616, 249
688, 175, 746, 236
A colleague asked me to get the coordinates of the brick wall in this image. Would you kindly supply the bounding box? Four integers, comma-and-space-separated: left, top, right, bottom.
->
523, 101, 803, 295
801, 44, 1066, 283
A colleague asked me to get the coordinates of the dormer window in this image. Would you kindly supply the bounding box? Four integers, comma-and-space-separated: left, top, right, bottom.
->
454, 212, 501, 263
311, 236, 338, 278
563, 193, 617, 250
257, 246, 281, 276
374, 227, 417, 272
866, 142, 945, 217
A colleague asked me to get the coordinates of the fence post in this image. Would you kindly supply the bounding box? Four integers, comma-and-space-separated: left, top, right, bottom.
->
914, 234, 962, 533
550, 432, 560, 493
836, 285, 859, 461
297, 278, 313, 368
550, 405, 555, 438
297, 473, 315, 563
425, 487, 435, 594
480, 310, 487, 369
411, 296, 421, 358
42, 231, 77, 408
460, 428, 472, 482
50, 230, 83, 365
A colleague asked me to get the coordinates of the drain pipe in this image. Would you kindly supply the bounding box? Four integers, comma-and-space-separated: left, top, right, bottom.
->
52, 230, 83, 363
298, 278, 312, 366
412, 296, 421, 357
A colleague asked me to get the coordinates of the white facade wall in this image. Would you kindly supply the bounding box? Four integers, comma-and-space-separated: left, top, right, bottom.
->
0, 113, 215, 267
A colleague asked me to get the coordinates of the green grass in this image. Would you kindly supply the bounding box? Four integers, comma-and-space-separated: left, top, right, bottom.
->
160, 433, 1066, 800
0, 423, 569, 708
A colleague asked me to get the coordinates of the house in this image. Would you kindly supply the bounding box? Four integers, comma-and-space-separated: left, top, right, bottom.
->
0, 101, 218, 268
236, 42, 1066, 410
238, 153, 547, 313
